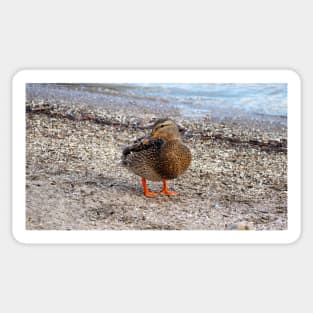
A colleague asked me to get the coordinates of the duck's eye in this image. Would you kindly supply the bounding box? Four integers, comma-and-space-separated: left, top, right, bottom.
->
155, 124, 165, 132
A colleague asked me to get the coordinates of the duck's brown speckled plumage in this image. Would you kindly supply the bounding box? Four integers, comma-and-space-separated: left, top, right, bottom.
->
122, 137, 191, 181
122, 137, 165, 181
121, 119, 191, 196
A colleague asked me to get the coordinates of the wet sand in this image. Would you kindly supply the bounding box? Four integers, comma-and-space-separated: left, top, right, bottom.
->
26, 101, 287, 230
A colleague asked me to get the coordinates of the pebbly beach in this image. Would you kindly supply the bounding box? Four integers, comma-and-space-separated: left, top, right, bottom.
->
25, 84, 288, 230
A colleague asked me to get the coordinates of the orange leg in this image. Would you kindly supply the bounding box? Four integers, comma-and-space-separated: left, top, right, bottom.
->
160, 180, 177, 196
141, 177, 158, 197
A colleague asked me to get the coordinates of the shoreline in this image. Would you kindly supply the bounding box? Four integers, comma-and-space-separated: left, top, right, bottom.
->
26, 100, 287, 151
26, 100, 287, 230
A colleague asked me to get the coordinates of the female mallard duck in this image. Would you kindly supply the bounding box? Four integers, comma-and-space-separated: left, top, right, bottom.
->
121, 118, 191, 197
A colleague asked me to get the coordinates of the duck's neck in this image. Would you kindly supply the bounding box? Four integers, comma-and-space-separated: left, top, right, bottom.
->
164, 138, 182, 144
158, 133, 181, 142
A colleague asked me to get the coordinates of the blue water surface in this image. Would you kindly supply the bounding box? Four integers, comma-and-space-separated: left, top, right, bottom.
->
128, 83, 287, 118
26, 83, 287, 120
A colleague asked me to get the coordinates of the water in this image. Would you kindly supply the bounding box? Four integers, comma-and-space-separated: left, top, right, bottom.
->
26, 83, 287, 121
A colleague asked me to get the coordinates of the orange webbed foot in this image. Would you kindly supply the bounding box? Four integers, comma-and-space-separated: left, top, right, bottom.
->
160, 180, 177, 196
160, 190, 177, 196
144, 191, 159, 197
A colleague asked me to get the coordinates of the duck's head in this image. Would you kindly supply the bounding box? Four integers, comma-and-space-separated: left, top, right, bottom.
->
150, 118, 181, 141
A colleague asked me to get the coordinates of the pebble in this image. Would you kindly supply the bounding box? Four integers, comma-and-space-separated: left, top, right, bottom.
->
226, 222, 255, 230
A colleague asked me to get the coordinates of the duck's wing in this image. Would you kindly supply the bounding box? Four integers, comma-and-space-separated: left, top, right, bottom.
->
122, 137, 164, 157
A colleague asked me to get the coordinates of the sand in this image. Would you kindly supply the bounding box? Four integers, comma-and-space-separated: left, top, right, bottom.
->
25, 101, 287, 230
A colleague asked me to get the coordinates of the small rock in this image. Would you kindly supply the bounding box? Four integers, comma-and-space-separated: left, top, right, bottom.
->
226, 222, 254, 230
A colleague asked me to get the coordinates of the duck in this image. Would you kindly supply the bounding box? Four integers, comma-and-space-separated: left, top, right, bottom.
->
121, 118, 192, 197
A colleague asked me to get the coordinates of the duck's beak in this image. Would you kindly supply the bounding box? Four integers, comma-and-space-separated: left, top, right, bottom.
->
142, 135, 154, 143
149, 129, 158, 138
